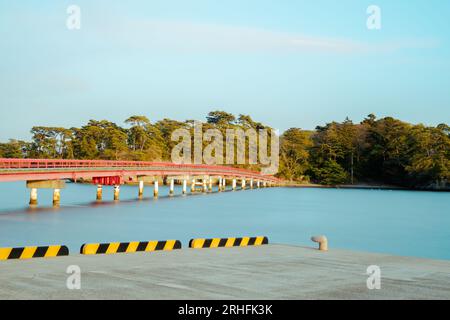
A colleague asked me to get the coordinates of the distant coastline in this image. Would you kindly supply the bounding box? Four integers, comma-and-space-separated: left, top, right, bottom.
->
281, 182, 450, 192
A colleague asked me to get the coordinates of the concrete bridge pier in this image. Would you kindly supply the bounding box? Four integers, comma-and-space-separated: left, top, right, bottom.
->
153, 180, 159, 198
263, 181, 267, 188
223, 178, 226, 191
138, 181, 144, 199
208, 177, 213, 192
169, 178, 175, 196
29, 188, 38, 206
232, 178, 237, 191
250, 179, 254, 189
257, 180, 261, 188
182, 179, 187, 195
241, 179, 246, 190
202, 178, 208, 193
27, 180, 66, 207
114, 185, 120, 201
218, 177, 222, 192
191, 179, 196, 193
53, 189, 61, 207
96, 185, 103, 201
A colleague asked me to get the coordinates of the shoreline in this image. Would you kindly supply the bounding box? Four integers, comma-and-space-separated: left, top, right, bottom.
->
281, 182, 450, 192
69, 179, 450, 192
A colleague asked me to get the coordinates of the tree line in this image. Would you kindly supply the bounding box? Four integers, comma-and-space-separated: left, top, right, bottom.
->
0, 111, 448, 189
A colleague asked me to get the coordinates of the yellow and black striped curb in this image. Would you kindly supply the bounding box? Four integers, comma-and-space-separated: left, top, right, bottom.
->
80, 240, 182, 255
189, 236, 269, 249
0, 245, 69, 260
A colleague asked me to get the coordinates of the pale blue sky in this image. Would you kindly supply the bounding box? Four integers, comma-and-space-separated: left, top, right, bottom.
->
0, 0, 449, 140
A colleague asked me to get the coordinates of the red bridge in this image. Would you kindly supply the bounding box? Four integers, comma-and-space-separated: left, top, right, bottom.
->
0, 158, 280, 206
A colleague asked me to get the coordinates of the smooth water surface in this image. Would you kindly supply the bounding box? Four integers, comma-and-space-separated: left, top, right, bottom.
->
0, 182, 449, 260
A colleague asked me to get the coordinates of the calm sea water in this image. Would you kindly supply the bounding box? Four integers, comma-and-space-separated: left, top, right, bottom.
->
0, 182, 449, 260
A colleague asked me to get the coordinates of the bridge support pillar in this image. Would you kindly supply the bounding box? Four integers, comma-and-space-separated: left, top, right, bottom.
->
138, 181, 144, 199
218, 177, 222, 192
191, 179, 196, 193
232, 178, 237, 191
257, 180, 260, 188
154, 180, 159, 198
241, 179, 246, 190
27, 180, 66, 206
263, 181, 267, 188
169, 178, 174, 196
182, 179, 187, 195
114, 185, 120, 201
223, 178, 226, 191
96, 185, 103, 201
29, 188, 38, 206
53, 189, 61, 207
208, 177, 213, 192
202, 178, 207, 193
250, 179, 254, 189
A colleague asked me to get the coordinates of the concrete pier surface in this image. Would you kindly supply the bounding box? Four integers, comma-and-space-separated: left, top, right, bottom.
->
0, 244, 449, 300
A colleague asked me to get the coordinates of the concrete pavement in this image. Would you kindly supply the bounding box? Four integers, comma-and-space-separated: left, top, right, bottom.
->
0, 244, 449, 300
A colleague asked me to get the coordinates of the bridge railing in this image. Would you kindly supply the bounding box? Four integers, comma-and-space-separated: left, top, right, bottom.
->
0, 158, 279, 181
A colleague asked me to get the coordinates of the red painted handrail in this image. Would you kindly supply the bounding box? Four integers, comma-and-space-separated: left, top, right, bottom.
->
0, 158, 280, 182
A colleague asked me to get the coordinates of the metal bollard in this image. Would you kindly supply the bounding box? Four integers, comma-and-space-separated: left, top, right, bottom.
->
311, 235, 328, 251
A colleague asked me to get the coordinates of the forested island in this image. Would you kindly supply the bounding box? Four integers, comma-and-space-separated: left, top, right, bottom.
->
0, 111, 448, 190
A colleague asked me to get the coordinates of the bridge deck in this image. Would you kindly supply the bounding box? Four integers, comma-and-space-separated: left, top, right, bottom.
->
0, 159, 279, 183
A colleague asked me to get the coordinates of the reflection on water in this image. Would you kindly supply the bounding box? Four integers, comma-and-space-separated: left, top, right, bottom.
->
0, 182, 449, 260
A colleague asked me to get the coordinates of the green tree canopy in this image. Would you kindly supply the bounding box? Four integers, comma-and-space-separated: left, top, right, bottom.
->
0, 112, 448, 189
206, 111, 236, 126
